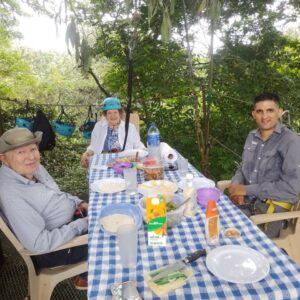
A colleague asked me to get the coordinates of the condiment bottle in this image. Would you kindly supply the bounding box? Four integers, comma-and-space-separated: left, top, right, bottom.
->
183, 173, 197, 217
205, 200, 219, 245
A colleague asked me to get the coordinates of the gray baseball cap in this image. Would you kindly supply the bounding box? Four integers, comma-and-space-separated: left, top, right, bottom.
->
0, 128, 42, 154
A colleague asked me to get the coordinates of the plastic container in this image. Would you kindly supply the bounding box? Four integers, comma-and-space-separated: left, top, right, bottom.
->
111, 162, 132, 174
143, 157, 164, 180
139, 194, 185, 228
147, 122, 160, 160
205, 200, 219, 245
196, 187, 220, 208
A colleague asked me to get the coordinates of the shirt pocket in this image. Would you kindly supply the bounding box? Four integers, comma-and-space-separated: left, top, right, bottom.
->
241, 142, 257, 173
262, 149, 282, 179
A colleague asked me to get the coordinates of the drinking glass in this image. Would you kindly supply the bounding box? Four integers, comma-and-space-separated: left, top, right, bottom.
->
117, 224, 138, 268
178, 157, 189, 178
123, 167, 138, 195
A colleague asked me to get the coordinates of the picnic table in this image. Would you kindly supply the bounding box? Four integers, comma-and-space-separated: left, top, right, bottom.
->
88, 153, 300, 299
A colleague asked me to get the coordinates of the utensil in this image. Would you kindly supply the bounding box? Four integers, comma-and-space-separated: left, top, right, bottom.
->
135, 151, 139, 162
174, 197, 190, 210
151, 249, 206, 281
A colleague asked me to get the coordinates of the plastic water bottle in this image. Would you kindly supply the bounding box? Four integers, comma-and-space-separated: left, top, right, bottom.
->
147, 122, 161, 160
183, 173, 197, 217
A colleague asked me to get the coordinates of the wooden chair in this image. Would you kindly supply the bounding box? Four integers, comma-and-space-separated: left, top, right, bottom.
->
217, 180, 300, 266
0, 216, 88, 300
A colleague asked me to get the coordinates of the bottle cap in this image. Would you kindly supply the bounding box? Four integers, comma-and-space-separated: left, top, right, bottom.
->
186, 173, 193, 180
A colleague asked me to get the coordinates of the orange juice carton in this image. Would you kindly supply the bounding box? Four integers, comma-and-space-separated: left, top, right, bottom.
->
146, 195, 167, 246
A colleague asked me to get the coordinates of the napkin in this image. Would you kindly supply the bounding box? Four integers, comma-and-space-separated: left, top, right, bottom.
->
160, 142, 178, 164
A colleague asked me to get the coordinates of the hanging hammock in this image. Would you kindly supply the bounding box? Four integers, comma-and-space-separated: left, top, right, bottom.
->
15, 100, 34, 131
79, 105, 97, 139
52, 106, 76, 137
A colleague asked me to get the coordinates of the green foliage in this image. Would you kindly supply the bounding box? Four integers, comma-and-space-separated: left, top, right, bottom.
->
42, 139, 88, 197
1, 0, 300, 190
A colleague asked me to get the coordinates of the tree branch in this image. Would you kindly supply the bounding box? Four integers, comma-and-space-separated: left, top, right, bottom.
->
88, 68, 110, 97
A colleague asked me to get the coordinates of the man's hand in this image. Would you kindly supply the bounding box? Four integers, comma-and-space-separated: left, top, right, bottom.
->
228, 184, 247, 205
79, 201, 89, 212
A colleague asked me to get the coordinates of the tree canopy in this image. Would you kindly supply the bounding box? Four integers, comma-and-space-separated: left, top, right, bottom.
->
1, 0, 299, 181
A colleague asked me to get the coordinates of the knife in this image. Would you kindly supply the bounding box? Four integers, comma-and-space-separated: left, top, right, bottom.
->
150, 249, 206, 282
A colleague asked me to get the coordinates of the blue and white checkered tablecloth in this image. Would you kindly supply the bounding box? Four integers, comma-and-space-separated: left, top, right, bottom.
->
88, 154, 300, 300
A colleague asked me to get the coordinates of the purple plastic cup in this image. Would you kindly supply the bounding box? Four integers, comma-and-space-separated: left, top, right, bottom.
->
196, 187, 221, 208
112, 162, 132, 174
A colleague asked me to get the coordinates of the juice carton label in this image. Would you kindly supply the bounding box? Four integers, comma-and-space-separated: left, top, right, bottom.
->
146, 195, 167, 246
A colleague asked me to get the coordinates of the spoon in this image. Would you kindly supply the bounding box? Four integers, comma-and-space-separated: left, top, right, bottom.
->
135, 151, 139, 162
174, 197, 191, 209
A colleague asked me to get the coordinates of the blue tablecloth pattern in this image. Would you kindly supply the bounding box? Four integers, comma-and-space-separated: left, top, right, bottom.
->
88, 154, 300, 300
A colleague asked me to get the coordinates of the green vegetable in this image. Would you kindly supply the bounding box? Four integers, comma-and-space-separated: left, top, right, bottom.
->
153, 271, 187, 286
166, 202, 177, 212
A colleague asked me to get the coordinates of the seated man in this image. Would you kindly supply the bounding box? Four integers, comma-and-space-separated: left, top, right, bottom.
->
0, 128, 88, 290
228, 92, 300, 238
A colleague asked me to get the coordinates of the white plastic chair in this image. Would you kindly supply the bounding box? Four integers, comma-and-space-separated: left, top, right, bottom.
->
217, 180, 300, 266
0, 216, 88, 300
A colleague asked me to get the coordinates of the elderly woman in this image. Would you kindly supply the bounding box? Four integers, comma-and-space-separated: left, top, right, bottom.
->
80, 97, 144, 168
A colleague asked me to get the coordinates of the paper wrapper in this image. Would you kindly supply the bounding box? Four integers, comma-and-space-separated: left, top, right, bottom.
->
145, 266, 193, 297
160, 142, 178, 164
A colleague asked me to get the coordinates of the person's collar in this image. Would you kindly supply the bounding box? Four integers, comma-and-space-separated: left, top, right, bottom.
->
253, 122, 283, 138
1, 164, 38, 185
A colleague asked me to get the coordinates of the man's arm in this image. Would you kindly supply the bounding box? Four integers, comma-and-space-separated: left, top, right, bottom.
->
2, 197, 88, 254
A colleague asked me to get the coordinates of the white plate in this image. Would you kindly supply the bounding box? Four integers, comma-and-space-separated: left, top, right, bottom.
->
206, 245, 270, 284
119, 149, 148, 158
91, 178, 126, 193
178, 177, 215, 190
138, 180, 178, 197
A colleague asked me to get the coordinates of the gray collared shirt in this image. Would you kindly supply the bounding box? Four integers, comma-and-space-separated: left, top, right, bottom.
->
231, 123, 300, 204
0, 164, 88, 253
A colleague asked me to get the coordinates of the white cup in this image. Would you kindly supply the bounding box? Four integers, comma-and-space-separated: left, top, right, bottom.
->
178, 157, 189, 178
117, 224, 138, 268
123, 168, 138, 195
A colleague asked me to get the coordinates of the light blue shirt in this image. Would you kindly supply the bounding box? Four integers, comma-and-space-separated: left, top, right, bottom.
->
0, 164, 88, 254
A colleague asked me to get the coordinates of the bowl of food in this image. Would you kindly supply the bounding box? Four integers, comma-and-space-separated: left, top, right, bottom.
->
143, 157, 164, 180
196, 187, 221, 208
138, 194, 185, 228
99, 203, 142, 235
223, 227, 241, 239
138, 180, 178, 200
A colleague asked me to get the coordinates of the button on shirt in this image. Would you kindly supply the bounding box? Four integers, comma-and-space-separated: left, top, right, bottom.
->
0, 164, 88, 253
231, 123, 300, 204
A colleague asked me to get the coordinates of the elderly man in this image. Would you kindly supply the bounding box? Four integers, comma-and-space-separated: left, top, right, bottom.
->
228, 92, 300, 238
0, 127, 88, 289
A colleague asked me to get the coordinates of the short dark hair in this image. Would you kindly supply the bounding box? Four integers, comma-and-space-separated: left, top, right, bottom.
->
254, 92, 280, 106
